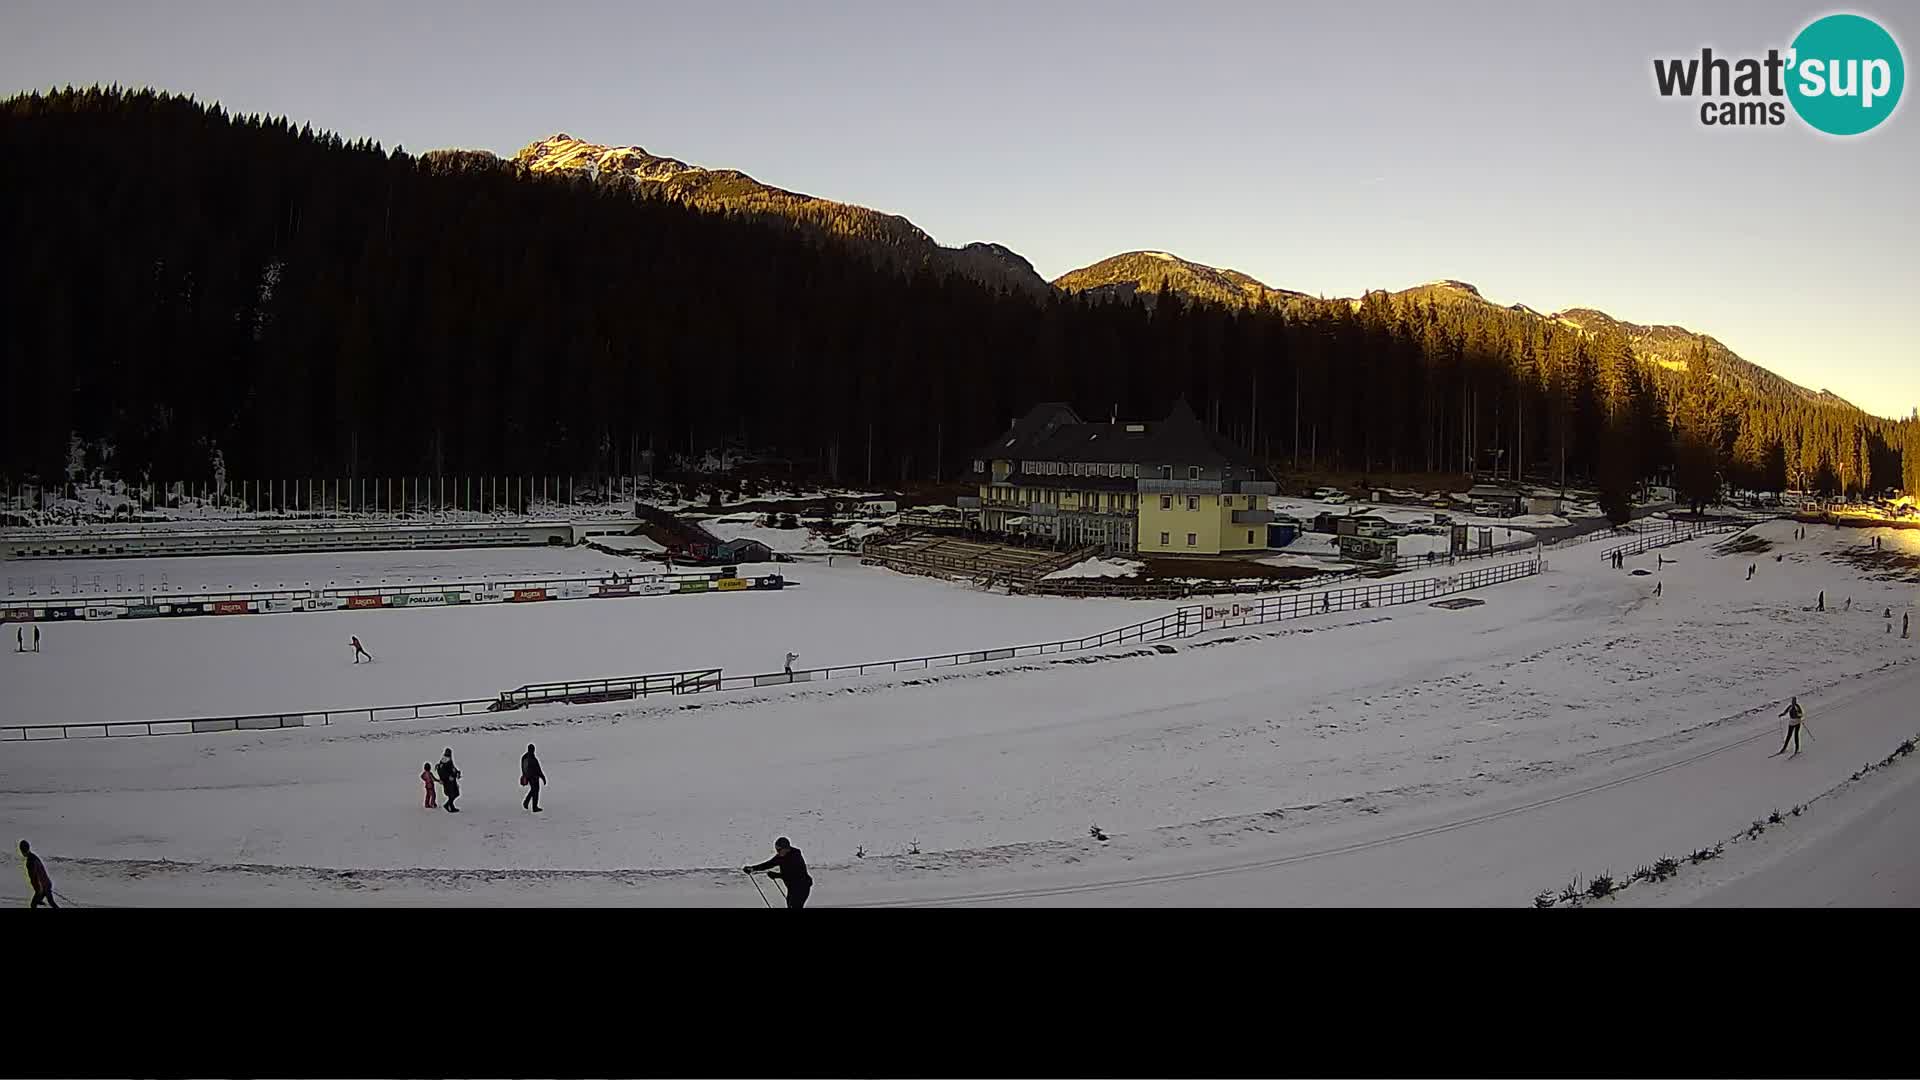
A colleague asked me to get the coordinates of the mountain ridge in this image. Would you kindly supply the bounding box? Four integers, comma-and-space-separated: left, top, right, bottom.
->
1055, 257, 1849, 411
508, 132, 1050, 295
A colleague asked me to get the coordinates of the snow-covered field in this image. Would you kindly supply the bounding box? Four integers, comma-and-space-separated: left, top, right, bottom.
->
7, 561, 1182, 725
6, 517, 1917, 906
2, 545, 634, 599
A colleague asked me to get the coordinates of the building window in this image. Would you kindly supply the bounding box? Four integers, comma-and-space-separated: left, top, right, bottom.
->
1159, 531, 1170, 545
1186, 496, 1198, 511
1160, 465, 1172, 480
1247, 530, 1255, 544
1189, 466, 1200, 480
1186, 533, 1198, 547
1222, 495, 1233, 507
1160, 495, 1172, 510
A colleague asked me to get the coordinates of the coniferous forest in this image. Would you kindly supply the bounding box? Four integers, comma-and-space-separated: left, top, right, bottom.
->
5, 87, 1917, 502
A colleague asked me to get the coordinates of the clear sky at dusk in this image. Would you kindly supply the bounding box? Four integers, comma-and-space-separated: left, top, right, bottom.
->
8, 0, 1917, 416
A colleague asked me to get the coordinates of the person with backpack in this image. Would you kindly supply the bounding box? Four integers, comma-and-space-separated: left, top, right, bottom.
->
436, 748, 463, 812
743, 837, 812, 909
520, 743, 546, 813
1772, 697, 1806, 758
20, 840, 55, 908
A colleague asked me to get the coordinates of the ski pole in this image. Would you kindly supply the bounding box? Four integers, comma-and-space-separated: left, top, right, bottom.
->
747, 870, 772, 908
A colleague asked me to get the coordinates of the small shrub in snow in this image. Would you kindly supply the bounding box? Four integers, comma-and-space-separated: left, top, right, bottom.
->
1587, 873, 1616, 899
908, 839, 921, 855
1089, 825, 1109, 842
1559, 879, 1581, 905
854, 845, 865, 859
1767, 809, 1784, 825
1533, 890, 1557, 909
1687, 844, 1724, 864
1746, 820, 1766, 839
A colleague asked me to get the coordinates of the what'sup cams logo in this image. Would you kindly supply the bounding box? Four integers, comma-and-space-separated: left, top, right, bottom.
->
1654, 12, 1904, 134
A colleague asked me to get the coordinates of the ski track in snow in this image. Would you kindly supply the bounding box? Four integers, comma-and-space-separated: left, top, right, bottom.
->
4, 518, 1917, 905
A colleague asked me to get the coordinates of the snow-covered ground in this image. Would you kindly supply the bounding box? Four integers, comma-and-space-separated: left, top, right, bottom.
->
3, 545, 633, 599
697, 517, 839, 555
6, 517, 1916, 906
1044, 557, 1143, 580
7, 561, 1183, 725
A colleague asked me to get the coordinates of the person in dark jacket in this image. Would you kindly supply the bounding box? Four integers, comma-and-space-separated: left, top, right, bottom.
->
436, 748, 462, 812
520, 743, 546, 813
744, 837, 812, 909
1772, 697, 1806, 757
20, 840, 55, 908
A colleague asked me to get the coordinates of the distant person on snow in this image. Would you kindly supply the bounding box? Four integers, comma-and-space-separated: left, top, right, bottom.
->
1818, 591, 1825, 611
1747, 564, 1755, 580
1905, 613, 1911, 639
520, 743, 546, 813
743, 837, 812, 909
1845, 597, 1852, 612
421, 762, 438, 809
784, 652, 799, 676
1772, 697, 1806, 758
20, 840, 55, 908
32, 626, 39, 652
436, 748, 463, 813
13, 628, 19, 652
1653, 581, 1663, 597
350, 635, 373, 664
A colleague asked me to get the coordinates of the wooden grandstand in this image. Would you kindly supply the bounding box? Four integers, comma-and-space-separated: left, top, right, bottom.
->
861, 533, 1095, 590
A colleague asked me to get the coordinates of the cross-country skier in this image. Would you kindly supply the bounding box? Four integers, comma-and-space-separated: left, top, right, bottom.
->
520, 743, 546, 813
436, 748, 463, 813
1653, 581, 1663, 597
1772, 697, 1806, 758
19, 840, 54, 909
350, 635, 373, 663
743, 837, 812, 909
421, 762, 438, 809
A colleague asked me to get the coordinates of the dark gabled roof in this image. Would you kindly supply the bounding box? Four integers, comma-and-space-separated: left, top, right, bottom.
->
976, 399, 1258, 469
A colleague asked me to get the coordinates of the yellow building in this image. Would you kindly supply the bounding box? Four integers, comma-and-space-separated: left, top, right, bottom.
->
963, 401, 1275, 556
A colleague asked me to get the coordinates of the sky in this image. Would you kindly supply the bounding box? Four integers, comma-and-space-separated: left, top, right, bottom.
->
8, 0, 1918, 417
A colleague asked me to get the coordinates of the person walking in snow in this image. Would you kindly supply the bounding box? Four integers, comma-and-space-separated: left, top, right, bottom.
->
784, 652, 799, 676
1772, 697, 1806, 758
1818, 590, 1825, 611
13, 627, 20, 652
421, 762, 438, 809
1653, 581, 1663, 597
520, 743, 546, 813
350, 635, 373, 664
436, 748, 463, 813
743, 836, 812, 909
31, 625, 39, 652
1747, 563, 1755, 580
1905, 612, 1911, 639
20, 840, 55, 908
1845, 597, 1852, 612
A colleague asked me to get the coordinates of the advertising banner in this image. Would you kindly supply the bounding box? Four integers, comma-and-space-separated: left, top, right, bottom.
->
511, 588, 548, 602
556, 583, 589, 600
677, 579, 709, 594
84, 606, 123, 620
265, 598, 299, 613
212, 600, 252, 615
346, 595, 384, 609
125, 604, 163, 618
715, 577, 749, 591
401, 592, 450, 607
636, 581, 674, 597
306, 597, 347, 611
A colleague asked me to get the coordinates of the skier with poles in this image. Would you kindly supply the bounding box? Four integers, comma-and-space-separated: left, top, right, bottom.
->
743, 837, 813, 909
436, 748, 463, 812
19, 840, 55, 908
350, 635, 373, 664
1771, 697, 1807, 758
520, 743, 546, 813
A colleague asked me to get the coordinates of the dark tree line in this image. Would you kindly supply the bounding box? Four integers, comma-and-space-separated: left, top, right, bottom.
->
4, 87, 1916, 499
